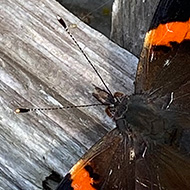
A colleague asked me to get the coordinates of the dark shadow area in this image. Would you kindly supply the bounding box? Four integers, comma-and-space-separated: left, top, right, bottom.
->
56, 0, 114, 37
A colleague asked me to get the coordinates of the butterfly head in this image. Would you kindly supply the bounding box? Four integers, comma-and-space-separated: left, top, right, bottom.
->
92, 85, 126, 118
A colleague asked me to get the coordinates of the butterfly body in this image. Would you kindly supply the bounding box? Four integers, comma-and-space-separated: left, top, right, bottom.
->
115, 94, 175, 142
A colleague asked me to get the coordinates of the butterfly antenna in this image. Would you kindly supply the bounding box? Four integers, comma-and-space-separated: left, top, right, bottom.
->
15, 103, 104, 114
57, 16, 113, 98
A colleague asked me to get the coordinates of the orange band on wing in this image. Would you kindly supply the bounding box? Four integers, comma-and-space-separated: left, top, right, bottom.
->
71, 168, 95, 190
145, 18, 190, 47
69, 160, 96, 190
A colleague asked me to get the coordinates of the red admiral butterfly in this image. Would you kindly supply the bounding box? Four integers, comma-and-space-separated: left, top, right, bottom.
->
44, 0, 190, 189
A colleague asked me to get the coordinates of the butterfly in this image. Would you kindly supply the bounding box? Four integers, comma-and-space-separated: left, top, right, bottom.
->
43, 0, 190, 189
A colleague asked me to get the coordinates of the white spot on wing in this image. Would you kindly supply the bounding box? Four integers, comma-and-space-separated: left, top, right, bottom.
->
166, 92, 174, 109
150, 52, 154, 62
164, 59, 171, 67
166, 23, 173, 33
136, 179, 148, 188
129, 148, 135, 160
142, 146, 147, 158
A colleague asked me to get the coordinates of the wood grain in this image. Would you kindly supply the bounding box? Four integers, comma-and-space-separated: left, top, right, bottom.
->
0, 0, 137, 189
111, 0, 160, 57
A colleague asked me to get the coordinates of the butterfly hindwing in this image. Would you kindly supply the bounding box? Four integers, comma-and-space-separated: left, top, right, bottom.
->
135, 145, 190, 189
56, 128, 136, 190
55, 128, 190, 190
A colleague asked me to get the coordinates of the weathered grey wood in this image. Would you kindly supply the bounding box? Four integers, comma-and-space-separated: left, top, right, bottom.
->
0, 0, 138, 189
111, 0, 160, 57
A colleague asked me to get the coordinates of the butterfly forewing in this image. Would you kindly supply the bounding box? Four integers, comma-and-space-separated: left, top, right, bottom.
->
135, 0, 190, 112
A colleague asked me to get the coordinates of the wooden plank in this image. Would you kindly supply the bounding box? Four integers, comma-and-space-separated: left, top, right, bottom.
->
0, 0, 138, 189
111, 0, 160, 56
